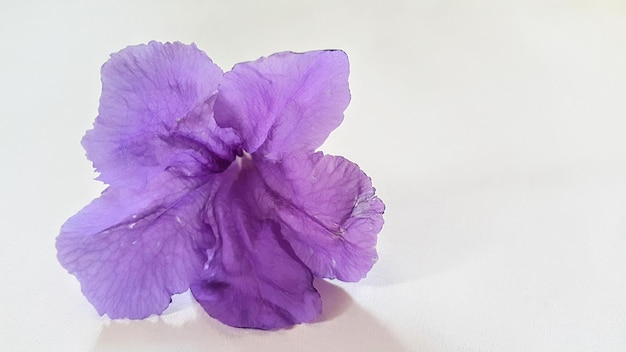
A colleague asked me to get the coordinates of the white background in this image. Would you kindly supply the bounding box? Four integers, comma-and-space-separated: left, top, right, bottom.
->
2, 0, 626, 351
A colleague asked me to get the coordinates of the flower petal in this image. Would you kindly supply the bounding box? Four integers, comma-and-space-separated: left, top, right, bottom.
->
214, 50, 350, 159
56, 173, 215, 319
191, 162, 321, 329
256, 153, 385, 282
84, 41, 239, 189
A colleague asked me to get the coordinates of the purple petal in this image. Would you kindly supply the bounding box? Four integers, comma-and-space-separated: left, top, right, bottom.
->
256, 153, 385, 282
84, 41, 239, 189
56, 173, 215, 319
191, 162, 321, 329
214, 50, 350, 159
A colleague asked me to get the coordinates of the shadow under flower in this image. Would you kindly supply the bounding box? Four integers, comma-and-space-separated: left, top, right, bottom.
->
94, 281, 410, 351
313, 278, 352, 322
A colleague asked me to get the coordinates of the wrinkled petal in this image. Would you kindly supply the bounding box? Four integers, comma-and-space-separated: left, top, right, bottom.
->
56, 173, 215, 319
84, 41, 240, 189
256, 152, 385, 281
191, 162, 321, 329
214, 50, 350, 159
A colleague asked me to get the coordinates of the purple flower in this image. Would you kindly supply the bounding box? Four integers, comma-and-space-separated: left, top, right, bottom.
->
56, 41, 384, 330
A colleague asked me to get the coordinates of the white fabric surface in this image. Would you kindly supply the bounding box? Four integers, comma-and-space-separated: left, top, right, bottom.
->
2, 0, 625, 350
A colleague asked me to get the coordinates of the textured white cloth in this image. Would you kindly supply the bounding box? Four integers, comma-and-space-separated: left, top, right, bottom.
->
2, 0, 625, 350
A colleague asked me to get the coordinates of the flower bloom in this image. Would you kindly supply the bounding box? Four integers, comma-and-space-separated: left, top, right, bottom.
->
56, 41, 384, 329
